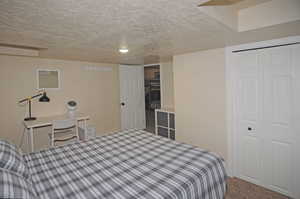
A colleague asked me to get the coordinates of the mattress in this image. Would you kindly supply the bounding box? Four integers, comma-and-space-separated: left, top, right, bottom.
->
24, 129, 227, 199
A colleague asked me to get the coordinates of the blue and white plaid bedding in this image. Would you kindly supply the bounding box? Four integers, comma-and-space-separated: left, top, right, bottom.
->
24, 129, 227, 199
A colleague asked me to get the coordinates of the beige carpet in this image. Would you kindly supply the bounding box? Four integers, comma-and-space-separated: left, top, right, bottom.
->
226, 178, 290, 199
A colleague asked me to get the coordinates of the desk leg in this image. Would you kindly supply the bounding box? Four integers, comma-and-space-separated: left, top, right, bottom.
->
27, 128, 30, 153
84, 120, 87, 133
29, 128, 34, 153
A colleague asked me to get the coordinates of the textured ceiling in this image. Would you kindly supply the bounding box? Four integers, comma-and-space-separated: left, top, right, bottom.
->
0, 0, 299, 64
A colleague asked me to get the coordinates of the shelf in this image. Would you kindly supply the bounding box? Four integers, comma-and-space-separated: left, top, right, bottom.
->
156, 126, 175, 131
157, 125, 168, 129
155, 110, 176, 140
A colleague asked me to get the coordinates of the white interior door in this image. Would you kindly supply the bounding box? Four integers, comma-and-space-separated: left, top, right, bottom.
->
119, 65, 146, 131
233, 43, 300, 198
234, 50, 264, 186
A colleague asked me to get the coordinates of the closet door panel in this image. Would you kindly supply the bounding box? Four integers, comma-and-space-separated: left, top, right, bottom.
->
241, 136, 260, 180
235, 51, 263, 185
262, 46, 294, 196
292, 44, 300, 199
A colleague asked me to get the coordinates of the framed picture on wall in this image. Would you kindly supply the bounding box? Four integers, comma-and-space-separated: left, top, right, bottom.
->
37, 69, 61, 90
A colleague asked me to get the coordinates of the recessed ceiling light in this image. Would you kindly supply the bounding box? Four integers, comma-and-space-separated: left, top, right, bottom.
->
119, 48, 129, 54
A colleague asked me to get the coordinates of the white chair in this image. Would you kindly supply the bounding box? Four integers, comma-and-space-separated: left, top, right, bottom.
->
49, 119, 79, 147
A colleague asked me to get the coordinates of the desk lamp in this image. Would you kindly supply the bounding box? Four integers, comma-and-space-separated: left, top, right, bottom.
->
19, 91, 50, 121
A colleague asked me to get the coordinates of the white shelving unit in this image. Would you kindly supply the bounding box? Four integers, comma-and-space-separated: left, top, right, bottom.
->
155, 109, 175, 140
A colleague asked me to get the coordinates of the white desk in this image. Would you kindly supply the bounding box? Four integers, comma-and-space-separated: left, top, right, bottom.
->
23, 112, 89, 153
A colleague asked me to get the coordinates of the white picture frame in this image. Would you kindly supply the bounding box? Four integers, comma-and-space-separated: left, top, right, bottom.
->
37, 69, 61, 90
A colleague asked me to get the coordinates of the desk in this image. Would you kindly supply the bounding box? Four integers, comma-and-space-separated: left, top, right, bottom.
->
23, 113, 89, 153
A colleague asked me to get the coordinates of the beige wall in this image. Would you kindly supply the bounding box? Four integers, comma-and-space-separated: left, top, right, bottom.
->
238, 0, 300, 32
0, 55, 120, 152
198, 3, 238, 31
160, 61, 174, 110
173, 48, 227, 161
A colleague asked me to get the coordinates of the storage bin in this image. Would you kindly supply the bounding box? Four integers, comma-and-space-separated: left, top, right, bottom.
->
78, 126, 96, 141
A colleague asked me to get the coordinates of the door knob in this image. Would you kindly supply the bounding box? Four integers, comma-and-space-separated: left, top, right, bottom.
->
248, 127, 252, 131
121, 102, 125, 106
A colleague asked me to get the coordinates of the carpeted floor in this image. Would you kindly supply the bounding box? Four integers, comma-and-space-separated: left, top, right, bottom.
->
226, 178, 289, 199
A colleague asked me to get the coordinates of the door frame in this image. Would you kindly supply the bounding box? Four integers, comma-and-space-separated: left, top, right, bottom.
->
225, 35, 300, 197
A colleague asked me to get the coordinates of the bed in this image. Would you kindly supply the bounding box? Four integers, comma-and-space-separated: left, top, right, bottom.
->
20, 129, 226, 198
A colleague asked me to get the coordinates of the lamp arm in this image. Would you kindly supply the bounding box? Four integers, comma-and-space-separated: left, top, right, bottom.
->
19, 93, 42, 103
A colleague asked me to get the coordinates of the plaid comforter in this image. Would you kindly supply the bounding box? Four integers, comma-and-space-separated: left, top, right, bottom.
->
24, 130, 227, 199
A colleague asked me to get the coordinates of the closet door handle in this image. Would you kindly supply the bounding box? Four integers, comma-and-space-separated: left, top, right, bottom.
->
121, 102, 125, 106
248, 127, 252, 131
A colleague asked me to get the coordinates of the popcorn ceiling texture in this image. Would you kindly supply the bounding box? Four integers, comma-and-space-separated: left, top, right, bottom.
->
0, 0, 299, 64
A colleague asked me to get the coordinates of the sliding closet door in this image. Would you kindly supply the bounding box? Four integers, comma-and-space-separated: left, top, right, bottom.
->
233, 43, 300, 198
261, 45, 297, 196
234, 50, 264, 186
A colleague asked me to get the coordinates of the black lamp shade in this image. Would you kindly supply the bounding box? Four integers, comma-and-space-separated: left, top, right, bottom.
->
39, 92, 50, 102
